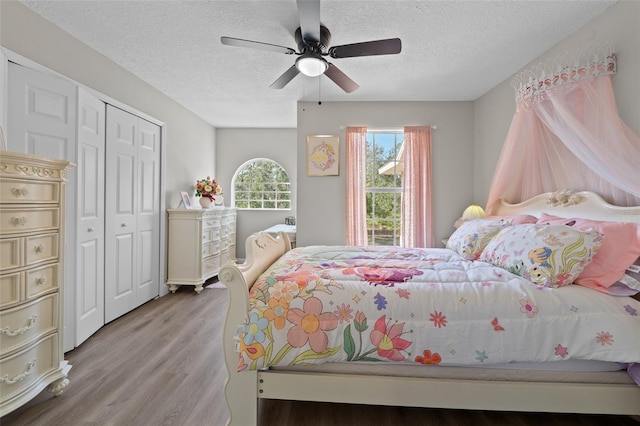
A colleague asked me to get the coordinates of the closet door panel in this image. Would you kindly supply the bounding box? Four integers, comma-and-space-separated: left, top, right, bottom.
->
115, 154, 135, 215
136, 119, 160, 305
8, 65, 75, 162
7, 63, 78, 352
114, 233, 134, 297
105, 106, 137, 323
138, 229, 155, 296
76, 88, 105, 346
26, 134, 68, 162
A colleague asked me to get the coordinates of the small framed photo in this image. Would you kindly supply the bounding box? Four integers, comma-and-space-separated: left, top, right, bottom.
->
180, 191, 193, 209
307, 135, 339, 176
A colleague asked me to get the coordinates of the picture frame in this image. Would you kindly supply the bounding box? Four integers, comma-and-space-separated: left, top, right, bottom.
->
179, 191, 193, 209
307, 135, 339, 176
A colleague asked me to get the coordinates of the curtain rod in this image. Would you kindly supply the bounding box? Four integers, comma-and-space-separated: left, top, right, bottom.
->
347, 125, 437, 132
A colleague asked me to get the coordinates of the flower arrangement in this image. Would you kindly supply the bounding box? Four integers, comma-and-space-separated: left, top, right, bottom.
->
194, 176, 222, 201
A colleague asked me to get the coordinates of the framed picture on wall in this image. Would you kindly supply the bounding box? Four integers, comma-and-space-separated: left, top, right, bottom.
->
307, 135, 339, 176
179, 191, 193, 209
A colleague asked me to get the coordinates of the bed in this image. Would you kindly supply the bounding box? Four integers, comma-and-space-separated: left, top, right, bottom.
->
219, 191, 640, 425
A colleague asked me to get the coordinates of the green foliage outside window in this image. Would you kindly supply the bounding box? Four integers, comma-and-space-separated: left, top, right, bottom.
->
233, 159, 291, 210
366, 133, 403, 246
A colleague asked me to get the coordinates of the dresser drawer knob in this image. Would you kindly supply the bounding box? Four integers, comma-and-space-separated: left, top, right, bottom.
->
0, 358, 37, 385
11, 216, 28, 226
34, 244, 46, 253
35, 276, 48, 286
121, 223, 127, 227
88, 227, 94, 232
1, 315, 38, 337
11, 187, 29, 197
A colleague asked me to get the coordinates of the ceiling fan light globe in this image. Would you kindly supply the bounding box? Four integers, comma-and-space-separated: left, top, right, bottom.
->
296, 55, 328, 77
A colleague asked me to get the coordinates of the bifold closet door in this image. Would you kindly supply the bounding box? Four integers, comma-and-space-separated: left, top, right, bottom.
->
105, 105, 160, 323
76, 88, 106, 345
7, 62, 78, 352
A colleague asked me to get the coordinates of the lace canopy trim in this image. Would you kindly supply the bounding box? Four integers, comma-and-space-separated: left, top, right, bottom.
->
512, 42, 616, 107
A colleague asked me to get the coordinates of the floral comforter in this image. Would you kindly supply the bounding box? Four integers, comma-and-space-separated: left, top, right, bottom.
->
237, 246, 640, 372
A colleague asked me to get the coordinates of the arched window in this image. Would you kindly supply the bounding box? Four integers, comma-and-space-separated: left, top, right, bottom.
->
232, 158, 291, 210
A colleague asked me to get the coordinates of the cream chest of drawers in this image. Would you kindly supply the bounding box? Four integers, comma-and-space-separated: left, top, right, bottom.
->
0, 151, 72, 416
167, 207, 236, 294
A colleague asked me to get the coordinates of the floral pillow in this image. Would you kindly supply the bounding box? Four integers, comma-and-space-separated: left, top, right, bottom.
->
537, 213, 640, 292
479, 224, 603, 288
446, 219, 509, 260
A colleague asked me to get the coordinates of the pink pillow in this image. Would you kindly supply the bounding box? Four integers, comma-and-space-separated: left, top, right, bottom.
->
537, 213, 640, 293
485, 214, 538, 225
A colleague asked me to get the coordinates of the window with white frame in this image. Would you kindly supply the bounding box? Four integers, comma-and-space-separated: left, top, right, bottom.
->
366, 132, 403, 246
232, 158, 291, 209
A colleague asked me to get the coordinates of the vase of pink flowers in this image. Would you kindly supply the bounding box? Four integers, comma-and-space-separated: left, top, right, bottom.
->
194, 176, 222, 209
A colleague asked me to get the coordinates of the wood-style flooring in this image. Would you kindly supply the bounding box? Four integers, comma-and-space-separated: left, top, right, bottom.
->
2, 285, 638, 426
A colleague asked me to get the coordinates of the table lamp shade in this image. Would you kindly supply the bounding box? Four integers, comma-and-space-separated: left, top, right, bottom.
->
462, 204, 485, 220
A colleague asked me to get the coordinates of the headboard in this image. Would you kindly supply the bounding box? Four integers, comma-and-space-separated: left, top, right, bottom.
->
492, 190, 640, 224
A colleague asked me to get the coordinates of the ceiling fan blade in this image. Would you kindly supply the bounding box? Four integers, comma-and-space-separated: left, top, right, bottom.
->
324, 63, 359, 93
221, 36, 296, 55
296, 0, 321, 43
329, 38, 402, 58
270, 65, 301, 89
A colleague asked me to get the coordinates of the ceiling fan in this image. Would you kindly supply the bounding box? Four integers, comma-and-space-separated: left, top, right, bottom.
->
220, 0, 402, 93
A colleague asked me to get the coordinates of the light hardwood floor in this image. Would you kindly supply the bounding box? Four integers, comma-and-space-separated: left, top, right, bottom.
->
2, 285, 637, 426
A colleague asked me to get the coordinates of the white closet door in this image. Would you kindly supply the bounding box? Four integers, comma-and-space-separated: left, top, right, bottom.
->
105, 105, 160, 322
76, 88, 106, 345
136, 118, 161, 306
7, 62, 78, 352
7, 63, 77, 160
105, 105, 138, 322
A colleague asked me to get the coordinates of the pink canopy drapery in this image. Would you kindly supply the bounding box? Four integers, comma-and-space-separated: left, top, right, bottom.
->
486, 43, 640, 212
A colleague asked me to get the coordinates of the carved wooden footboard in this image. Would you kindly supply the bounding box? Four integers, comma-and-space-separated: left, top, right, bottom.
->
220, 232, 291, 425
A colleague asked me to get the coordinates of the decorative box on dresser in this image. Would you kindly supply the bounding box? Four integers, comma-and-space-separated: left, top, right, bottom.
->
167, 207, 236, 294
0, 151, 73, 417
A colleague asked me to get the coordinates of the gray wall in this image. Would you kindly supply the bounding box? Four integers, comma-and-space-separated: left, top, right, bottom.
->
216, 128, 297, 259
473, 0, 640, 205
296, 101, 475, 247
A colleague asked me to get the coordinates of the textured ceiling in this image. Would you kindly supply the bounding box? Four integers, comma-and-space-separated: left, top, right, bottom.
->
20, 0, 616, 128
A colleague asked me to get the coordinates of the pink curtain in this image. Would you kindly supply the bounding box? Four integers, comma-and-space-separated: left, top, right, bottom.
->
487, 45, 640, 212
345, 126, 368, 245
402, 126, 433, 247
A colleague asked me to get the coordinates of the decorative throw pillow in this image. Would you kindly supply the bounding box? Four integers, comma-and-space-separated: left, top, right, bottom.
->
537, 213, 640, 292
446, 219, 509, 260
479, 224, 603, 288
